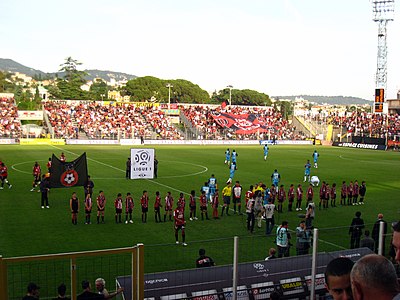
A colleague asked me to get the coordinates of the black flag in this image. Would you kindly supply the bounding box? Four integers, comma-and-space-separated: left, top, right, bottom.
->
49, 152, 88, 188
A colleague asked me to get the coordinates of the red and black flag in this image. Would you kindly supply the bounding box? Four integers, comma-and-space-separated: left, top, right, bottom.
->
210, 112, 269, 134
49, 152, 88, 188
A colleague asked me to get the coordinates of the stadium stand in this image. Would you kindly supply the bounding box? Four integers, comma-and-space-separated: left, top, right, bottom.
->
0, 97, 21, 138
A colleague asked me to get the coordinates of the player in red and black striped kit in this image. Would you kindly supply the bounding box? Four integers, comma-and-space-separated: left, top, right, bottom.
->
114, 193, 123, 223
96, 191, 106, 224
287, 184, 295, 212
189, 190, 197, 221
306, 183, 314, 209
296, 184, 303, 211
154, 191, 162, 223
141, 190, 149, 223
174, 203, 187, 246
199, 190, 210, 220
277, 185, 286, 213
164, 191, 174, 222
341, 181, 347, 206
0, 162, 12, 189
125, 192, 134, 224
31, 162, 41, 192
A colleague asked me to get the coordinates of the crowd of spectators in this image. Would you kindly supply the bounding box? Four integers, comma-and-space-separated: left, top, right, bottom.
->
43, 101, 183, 140
0, 97, 21, 138
327, 111, 400, 139
180, 105, 299, 140
1, 98, 400, 141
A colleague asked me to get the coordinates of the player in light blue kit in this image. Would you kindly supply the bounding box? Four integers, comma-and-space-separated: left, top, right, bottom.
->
231, 150, 238, 164
312, 150, 319, 168
304, 160, 311, 182
263, 144, 269, 161
271, 169, 280, 191
224, 149, 231, 165
208, 174, 218, 202
227, 161, 237, 183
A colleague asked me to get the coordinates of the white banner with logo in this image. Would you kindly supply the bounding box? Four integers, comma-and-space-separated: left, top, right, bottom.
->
130, 148, 155, 179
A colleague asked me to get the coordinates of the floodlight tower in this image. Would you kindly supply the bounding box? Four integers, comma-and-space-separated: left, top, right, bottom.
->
372, 0, 394, 110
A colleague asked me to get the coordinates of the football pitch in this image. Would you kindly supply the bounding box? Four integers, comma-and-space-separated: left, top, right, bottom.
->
0, 144, 399, 272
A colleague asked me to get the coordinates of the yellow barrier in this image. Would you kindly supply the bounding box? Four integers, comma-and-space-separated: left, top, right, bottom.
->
1, 244, 144, 300
19, 138, 66, 145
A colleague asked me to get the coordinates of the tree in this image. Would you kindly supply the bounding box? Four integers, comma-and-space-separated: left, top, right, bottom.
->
0, 71, 15, 92
211, 88, 271, 106
89, 78, 108, 100
55, 57, 89, 100
123, 76, 210, 103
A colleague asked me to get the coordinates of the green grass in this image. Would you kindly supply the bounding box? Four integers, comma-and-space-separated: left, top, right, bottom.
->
1, 144, 399, 273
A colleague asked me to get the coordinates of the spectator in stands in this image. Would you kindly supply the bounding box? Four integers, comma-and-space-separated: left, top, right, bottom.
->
269, 291, 281, 300
196, 248, 216, 268
265, 248, 277, 260
53, 283, 70, 300
22, 282, 40, 300
350, 254, 400, 300
324, 257, 354, 300
360, 230, 374, 251
77, 280, 123, 300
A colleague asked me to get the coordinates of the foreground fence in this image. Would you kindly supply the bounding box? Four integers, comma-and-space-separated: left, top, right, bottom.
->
1, 222, 393, 300
0, 245, 144, 300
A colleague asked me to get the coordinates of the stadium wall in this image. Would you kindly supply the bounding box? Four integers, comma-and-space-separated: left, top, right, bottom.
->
0, 139, 314, 146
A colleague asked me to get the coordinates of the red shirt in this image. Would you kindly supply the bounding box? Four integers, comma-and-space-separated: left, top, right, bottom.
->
33, 165, 41, 176
97, 195, 106, 209
278, 188, 286, 202
141, 194, 149, 208
189, 195, 196, 206
126, 196, 134, 210
307, 186, 314, 200
154, 195, 161, 208
0, 165, 8, 177
114, 198, 123, 209
165, 195, 173, 209
174, 207, 185, 226
245, 190, 253, 205
288, 187, 295, 201
296, 187, 303, 200
200, 194, 207, 207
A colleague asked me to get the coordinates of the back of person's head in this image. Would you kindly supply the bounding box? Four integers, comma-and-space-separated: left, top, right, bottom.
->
355, 211, 361, 218
281, 221, 288, 227
269, 248, 276, 256
81, 280, 90, 290
364, 230, 370, 237
325, 257, 354, 287
199, 248, 206, 256
58, 283, 67, 296
351, 254, 399, 296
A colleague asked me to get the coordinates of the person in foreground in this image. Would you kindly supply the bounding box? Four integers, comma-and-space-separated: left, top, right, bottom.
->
350, 254, 400, 300
196, 248, 215, 267
22, 282, 40, 300
324, 257, 354, 300
77, 280, 123, 300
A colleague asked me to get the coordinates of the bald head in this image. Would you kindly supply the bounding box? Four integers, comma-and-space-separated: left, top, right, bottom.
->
351, 254, 399, 300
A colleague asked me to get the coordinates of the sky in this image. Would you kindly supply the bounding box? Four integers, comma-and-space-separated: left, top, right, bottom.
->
1, 0, 400, 101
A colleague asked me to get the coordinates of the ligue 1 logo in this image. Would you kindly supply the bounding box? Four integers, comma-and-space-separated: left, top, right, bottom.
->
135, 150, 151, 166
61, 170, 79, 187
